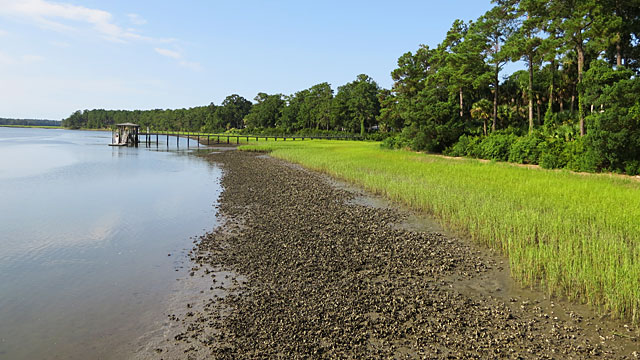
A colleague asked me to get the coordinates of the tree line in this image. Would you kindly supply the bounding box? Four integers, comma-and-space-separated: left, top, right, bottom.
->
62, 74, 381, 137
63, 0, 640, 174
1, 118, 61, 126
381, 0, 640, 175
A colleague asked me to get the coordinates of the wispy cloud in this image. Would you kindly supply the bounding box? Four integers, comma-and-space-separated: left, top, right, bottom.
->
0, 51, 44, 65
0, 1, 198, 70
0, 0, 161, 43
0, 29, 7, 36
155, 47, 202, 71
155, 47, 182, 60
127, 13, 146, 25
22, 54, 45, 63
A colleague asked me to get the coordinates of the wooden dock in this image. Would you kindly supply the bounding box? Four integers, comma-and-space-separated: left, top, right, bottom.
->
133, 131, 363, 148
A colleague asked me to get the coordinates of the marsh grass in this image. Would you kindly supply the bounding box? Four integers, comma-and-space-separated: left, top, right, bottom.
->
240, 140, 640, 323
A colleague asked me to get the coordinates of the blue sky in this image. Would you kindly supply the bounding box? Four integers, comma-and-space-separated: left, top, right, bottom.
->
0, 0, 495, 119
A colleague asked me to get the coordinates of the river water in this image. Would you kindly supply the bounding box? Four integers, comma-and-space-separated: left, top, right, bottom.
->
0, 127, 221, 359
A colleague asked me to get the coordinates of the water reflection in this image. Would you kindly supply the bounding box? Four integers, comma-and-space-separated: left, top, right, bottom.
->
0, 127, 221, 359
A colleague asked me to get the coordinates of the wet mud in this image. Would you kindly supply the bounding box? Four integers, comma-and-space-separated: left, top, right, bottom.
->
151, 149, 638, 359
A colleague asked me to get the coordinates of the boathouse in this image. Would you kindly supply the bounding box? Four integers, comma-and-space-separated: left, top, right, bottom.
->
110, 123, 139, 146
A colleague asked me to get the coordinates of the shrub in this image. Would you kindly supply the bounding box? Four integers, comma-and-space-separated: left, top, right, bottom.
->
444, 135, 482, 157
381, 135, 411, 149
508, 133, 544, 164
381, 136, 396, 149
478, 133, 518, 161
625, 161, 640, 176
537, 138, 569, 169
366, 132, 390, 141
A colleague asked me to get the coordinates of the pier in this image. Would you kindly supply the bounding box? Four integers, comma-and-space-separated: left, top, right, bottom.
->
113, 129, 362, 148
110, 123, 363, 148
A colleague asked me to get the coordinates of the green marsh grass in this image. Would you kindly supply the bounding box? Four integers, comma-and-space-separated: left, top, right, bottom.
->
240, 140, 640, 323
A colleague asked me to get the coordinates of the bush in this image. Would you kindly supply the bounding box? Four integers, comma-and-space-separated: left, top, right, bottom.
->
366, 132, 391, 141
381, 135, 411, 149
625, 161, 640, 176
444, 135, 481, 157
508, 133, 544, 164
537, 138, 569, 169
381, 136, 396, 149
563, 137, 600, 173
478, 133, 518, 161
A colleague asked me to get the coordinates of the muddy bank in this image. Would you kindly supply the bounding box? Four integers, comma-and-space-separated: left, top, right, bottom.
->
159, 149, 637, 359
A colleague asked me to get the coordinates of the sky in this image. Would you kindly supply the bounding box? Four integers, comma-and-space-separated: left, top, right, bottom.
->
0, 0, 496, 120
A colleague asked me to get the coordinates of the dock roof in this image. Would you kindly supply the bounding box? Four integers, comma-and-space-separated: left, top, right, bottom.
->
116, 123, 140, 127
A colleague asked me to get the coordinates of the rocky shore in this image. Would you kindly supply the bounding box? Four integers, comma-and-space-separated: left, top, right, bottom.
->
158, 149, 637, 359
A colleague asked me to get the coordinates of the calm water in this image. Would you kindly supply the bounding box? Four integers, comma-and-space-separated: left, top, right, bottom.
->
0, 127, 221, 359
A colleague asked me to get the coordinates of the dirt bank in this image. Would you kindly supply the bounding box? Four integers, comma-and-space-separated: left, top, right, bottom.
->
158, 149, 638, 359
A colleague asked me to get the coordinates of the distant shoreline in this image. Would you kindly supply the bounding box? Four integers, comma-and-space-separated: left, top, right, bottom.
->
0, 125, 111, 131
0, 124, 62, 129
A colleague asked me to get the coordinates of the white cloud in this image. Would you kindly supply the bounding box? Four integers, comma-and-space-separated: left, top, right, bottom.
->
127, 13, 146, 25
0, 1, 199, 71
0, 51, 44, 65
155, 47, 202, 71
155, 47, 182, 59
0, 29, 7, 36
21, 54, 44, 63
0, 0, 153, 43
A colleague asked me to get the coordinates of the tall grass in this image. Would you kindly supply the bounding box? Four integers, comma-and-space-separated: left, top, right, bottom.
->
240, 140, 640, 324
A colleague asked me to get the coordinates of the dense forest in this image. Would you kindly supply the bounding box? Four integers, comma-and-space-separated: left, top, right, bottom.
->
1, 118, 61, 126
63, 0, 640, 175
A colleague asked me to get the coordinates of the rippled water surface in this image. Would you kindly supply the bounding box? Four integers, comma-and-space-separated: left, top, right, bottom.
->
0, 127, 221, 359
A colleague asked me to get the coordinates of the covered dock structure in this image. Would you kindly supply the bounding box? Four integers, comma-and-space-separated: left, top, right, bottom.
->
110, 123, 140, 146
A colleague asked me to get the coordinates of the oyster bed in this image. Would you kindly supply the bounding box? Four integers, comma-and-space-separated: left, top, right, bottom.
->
161, 149, 637, 359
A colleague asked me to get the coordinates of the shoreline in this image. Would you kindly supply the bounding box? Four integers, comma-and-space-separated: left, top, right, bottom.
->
150, 148, 637, 358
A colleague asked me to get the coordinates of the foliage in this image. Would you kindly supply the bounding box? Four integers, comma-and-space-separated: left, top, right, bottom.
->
508, 132, 544, 164
245, 93, 285, 129
377, 0, 640, 175
443, 134, 482, 157
477, 132, 518, 161
380, 134, 412, 150
62, 74, 384, 136
584, 76, 640, 174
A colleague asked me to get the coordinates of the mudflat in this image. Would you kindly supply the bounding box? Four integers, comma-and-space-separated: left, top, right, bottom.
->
161, 149, 638, 359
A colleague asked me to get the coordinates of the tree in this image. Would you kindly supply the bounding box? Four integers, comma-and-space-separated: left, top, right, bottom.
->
602, 0, 640, 70
471, 99, 493, 135
476, 3, 516, 132
389, 45, 434, 129
216, 94, 252, 129
245, 93, 285, 129
376, 89, 403, 132
306, 83, 333, 130
583, 65, 640, 173
547, 0, 614, 136
349, 74, 381, 135
503, 0, 545, 133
